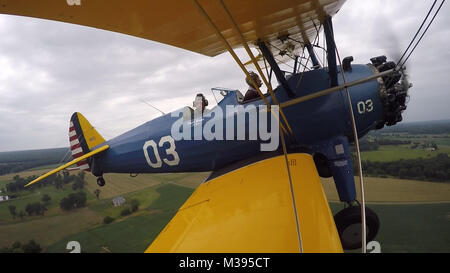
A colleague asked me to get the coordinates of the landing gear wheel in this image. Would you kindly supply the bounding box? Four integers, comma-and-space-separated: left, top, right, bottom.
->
313, 153, 332, 178
334, 206, 380, 250
97, 177, 106, 187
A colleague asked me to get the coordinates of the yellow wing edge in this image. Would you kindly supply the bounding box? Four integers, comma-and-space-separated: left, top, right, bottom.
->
24, 144, 109, 188
0, 0, 346, 57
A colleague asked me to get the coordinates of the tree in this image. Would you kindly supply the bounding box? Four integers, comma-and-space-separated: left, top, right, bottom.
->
23, 240, 42, 253
432, 143, 439, 150
62, 170, 71, 184
55, 178, 63, 190
94, 189, 100, 199
18, 211, 25, 220
121, 208, 131, 216
25, 202, 46, 216
72, 179, 84, 191
77, 171, 85, 181
130, 199, 140, 212
60, 192, 87, 211
11, 241, 21, 250
103, 216, 114, 224
42, 194, 51, 206
8, 205, 16, 219
25, 203, 33, 216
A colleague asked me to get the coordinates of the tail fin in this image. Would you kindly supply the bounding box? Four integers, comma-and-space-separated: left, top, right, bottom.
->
69, 112, 106, 172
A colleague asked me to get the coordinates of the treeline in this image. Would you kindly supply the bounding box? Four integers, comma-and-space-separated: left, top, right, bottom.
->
0, 147, 70, 163
377, 139, 411, 145
0, 160, 56, 175
0, 147, 71, 175
358, 153, 450, 182
0, 241, 42, 253
379, 120, 450, 134
358, 138, 412, 151
4, 171, 84, 193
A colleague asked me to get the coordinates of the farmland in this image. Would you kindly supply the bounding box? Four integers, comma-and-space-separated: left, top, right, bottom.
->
0, 165, 448, 253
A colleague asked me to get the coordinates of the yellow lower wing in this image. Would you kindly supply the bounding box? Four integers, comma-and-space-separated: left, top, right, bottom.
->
146, 153, 342, 253
25, 145, 109, 188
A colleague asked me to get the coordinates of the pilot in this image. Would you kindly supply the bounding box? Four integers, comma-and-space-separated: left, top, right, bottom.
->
193, 93, 208, 115
243, 71, 263, 101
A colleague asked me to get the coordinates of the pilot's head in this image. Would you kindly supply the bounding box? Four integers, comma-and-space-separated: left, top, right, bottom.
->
193, 93, 208, 112
246, 71, 262, 89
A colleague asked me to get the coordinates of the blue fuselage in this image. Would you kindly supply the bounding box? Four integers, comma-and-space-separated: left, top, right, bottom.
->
92, 64, 384, 176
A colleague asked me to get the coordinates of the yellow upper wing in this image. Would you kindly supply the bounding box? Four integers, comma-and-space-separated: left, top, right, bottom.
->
0, 0, 345, 57
146, 153, 342, 253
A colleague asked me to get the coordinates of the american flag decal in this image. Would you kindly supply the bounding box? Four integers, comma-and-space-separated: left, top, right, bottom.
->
69, 121, 91, 171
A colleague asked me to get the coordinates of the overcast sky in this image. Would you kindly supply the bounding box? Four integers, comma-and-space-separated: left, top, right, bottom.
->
0, 0, 448, 152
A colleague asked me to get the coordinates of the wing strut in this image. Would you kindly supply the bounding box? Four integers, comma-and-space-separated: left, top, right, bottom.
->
218, 0, 294, 136
218, 0, 304, 252
324, 16, 338, 87
192, 0, 292, 136
305, 43, 321, 69
257, 41, 296, 98
325, 18, 368, 253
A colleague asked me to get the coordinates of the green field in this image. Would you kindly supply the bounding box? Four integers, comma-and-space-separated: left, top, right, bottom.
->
380, 133, 450, 146
45, 184, 194, 253
329, 202, 450, 253
321, 176, 450, 202
0, 170, 207, 251
0, 185, 95, 225
361, 144, 450, 162
89, 186, 159, 218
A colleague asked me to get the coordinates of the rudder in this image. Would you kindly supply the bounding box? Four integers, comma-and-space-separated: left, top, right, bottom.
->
69, 112, 106, 172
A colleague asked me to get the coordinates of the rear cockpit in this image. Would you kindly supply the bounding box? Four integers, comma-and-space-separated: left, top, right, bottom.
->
211, 87, 244, 105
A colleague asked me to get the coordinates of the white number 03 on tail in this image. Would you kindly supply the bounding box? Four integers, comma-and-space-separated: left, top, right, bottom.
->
143, 135, 180, 168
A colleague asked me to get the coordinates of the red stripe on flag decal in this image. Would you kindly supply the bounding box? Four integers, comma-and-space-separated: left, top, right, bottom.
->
70, 143, 81, 150
69, 135, 78, 141
71, 152, 84, 158
75, 160, 90, 172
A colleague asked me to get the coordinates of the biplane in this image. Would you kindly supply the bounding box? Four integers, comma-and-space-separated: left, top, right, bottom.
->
0, 0, 414, 253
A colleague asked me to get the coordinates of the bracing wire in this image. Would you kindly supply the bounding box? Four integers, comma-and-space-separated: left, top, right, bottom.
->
399, 0, 445, 68
139, 98, 166, 115
396, 0, 437, 67
383, 0, 444, 91
279, 123, 303, 253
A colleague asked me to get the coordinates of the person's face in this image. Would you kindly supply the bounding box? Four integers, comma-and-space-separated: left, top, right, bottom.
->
256, 76, 262, 87
194, 96, 204, 109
